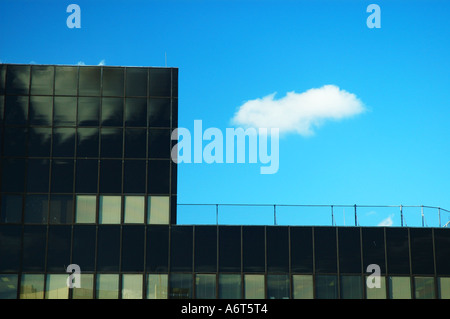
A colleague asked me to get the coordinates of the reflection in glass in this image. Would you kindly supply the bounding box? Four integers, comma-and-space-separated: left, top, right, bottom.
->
49, 195, 73, 224
149, 68, 171, 97
72, 274, 94, 299
101, 97, 123, 126
102, 67, 124, 96
122, 274, 143, 299
147, 274, 168, 299
125, 98, 147, 126
29, 96, 53, 125
31, 65, 54, 95
267, 275, 289, 299
28, 127, 51, 157
148, 98, 170, 127
219, 274, 241, 299
96, 274, 119, 299
24, 195, 48, 224
99, 196, 121, 224
20, 274, 44, 299
0, 274, 18, 299
340, 275, 363, 299
148, 196, 170, 224
6, 65, 30, 95
169, 274, 192, 299
414, 277, 435, 299
52, 128, 75, 157
78, 97, 100, 126
55, 66, 78, 95
244, 275, 265, 299
126, 68, 148, 97
5, 96, 28, 125
438, 277, 450, 299
79, 67, 101, 96
54, 97, 76, 126
365, 276, 387, 299
77, 128, 99, 157
292, 275, 313, 299
0, 195, 23, 223
388, 276, 411, 299
51, 159, 74, 193
75, 195, 96, 223
45, 274, 69, 299
315, 275, 338, 299
124, 196, 145, 223
196, 274, 216, 299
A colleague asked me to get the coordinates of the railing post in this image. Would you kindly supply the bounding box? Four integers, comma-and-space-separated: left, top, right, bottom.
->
216, 204, 219, 225
400, 205, 403, 227
274, 205, 277, 226
354, 204, 358, 226
331, 205, 335, 226
438, 207, 441, 228
421, 205, 424, 227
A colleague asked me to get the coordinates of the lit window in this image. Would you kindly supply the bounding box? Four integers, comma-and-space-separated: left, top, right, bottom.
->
147, 274, 168, 299
124, 196, 145, 223
195, 274, 216, 299
388, 276, 411, 299
244, 274, 264, 299
45, 274, 68, 299
99, 196, 121, 224
20, 274, 44, 299
438, 277, 450, 299
75, 195, 96, 223
148, 196, 169, 224
72, 274, 94, 299
122, 274, 143, 299
292, 275, 313, 299
414, 277, 435, 299
96, 274, 119, 299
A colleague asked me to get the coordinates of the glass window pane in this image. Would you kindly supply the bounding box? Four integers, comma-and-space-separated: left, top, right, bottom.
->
148, 98, 170, 127
75, 159, 98, 193
290, 227, 313, 273
365, 276, 387, 299
4, 127, 27, 157
1, 158, 25, 192
101, 97, 123, 126
101, 128, 123, 158
75, 195, 96, 223
340, 275, 363, 299
125, 128, 147, 158
170, 226, 193, 272
149, 68, 171, 97
77, 128, 99, 157
147, 274, 168, 299
51, 159, 74, 193
122, 274, 143, 299
314, 227, 337, 273
410, 229, 434, 275
267, 227, 289, 273
414, 277, 435, 299
6, 65, 30, 95
244, 274, 265, 299
195, 274, 216, 299
148, 160, 170, 194
99, 160, 122, 194
1, 195, 23, 223
315, 275, 338, 299
0, 225, 22, 272
219, 274, 241, 299
267, 274, 289, 299
78, 97, 100, 126
28, 127, 51, 157
438, 277, 450, 299
148, 196, 170, 225
292, 275, 313, 299
122, 226, 145, 272
5, 95, 28, 125
125, 98, 147, 126
31, 65, 54, 95
20, 274, 44, 299
146, 226, 169, 272
388, 276, 411, 299
49, 195, 73, 224
124, 196, 145, 223
47, 226, 71, 271
338, 228, 362, 274
123, 160, 146, 194
96, 274, 119, 299
29, 96, 52, 125
362, 227, 386, 274
195, 226, 217, 272
79, 67, 101, 96
148, 129, 170, 158
0, 64, 6, 94
169, 273, 192, 299
126, 68, 148, 97
24, 195, 48, 224
433, 229, 450, 275
97, 226, 120, 271
172, 69, 178, 97
22, 226, 46, 271
219, 226, 241, 272
45, 274, 69, 299
102, 67, 124, 96
53, 97, 76, 126
386, 228, 410, 275
243, 227, 265, 273
72, 274, 94, 299
53, 128, 75, 157
0, 274, 18, 299
55, 66, 78, 96
99, 196, 121, 224
72, 226, 96, 271
26, 159, 50, 192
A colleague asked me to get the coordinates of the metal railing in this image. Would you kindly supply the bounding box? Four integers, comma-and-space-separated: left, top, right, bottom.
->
176, 203, 450, 227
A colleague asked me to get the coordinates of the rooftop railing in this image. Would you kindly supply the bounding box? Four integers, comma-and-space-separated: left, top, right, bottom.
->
177, 204, 450, 228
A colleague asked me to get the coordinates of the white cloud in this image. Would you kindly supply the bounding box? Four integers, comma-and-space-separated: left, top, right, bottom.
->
231, 85, 366, 136
77, 61, 86, 66
378, 214, 394, 227
98, 59, 106, 66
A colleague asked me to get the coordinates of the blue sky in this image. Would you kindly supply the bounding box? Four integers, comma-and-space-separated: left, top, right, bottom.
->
1, 0, 449, 226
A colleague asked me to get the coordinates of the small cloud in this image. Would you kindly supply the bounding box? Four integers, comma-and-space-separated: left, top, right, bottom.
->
378, 214, 394, 227
231, 85, 366, 136
77, 61, 86, 66
365, 210, 377, 216
29, 61, 37, 64
98, 59, 106, 66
